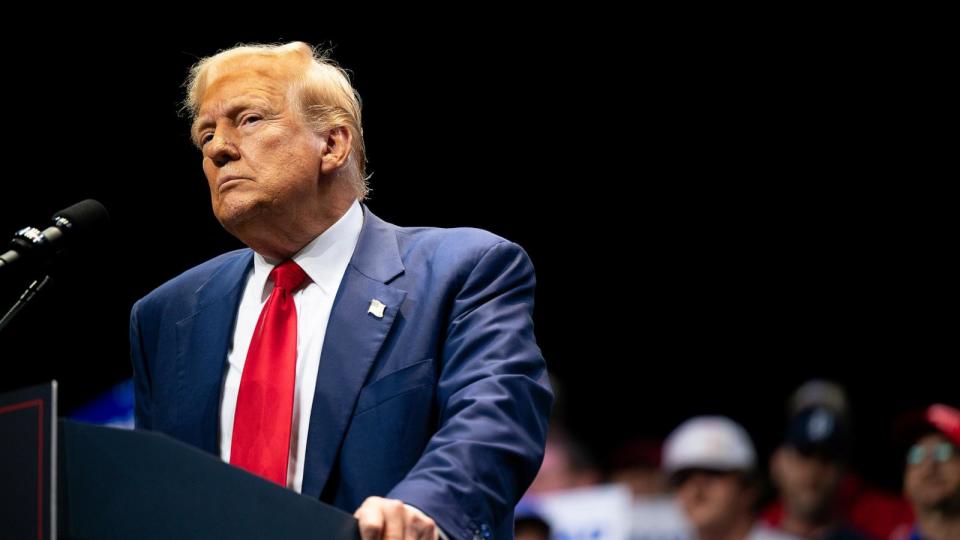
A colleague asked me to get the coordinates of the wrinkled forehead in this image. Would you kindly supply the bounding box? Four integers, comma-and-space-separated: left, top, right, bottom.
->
198, 54, 304, 115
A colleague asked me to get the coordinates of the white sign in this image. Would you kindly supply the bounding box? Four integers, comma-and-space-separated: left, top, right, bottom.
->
537, 484, 633, 540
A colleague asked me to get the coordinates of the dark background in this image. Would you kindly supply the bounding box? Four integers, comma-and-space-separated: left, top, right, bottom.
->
0, 22, 953, 491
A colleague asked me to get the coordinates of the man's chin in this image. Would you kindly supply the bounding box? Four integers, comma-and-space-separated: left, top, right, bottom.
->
790, 497, 833, 522
687, 507, 726, 529
913, 488, 953, 508
214, 197, 266, 235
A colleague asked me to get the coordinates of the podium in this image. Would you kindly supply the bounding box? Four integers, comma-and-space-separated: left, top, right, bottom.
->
1, 382, 361, 540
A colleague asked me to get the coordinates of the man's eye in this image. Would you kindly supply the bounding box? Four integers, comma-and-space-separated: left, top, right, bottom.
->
200, 133, 214, 146
242, 115, 262, 125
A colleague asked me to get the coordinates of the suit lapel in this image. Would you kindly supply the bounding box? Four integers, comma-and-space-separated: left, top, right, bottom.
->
174, 250, 253, 454
300, 206, 407, 498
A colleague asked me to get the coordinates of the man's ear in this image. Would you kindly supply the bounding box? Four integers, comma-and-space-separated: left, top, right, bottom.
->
320, 125, 353, 175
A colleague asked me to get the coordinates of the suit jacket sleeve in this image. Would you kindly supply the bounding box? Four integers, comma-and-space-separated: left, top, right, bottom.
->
130, 298, 152, 430
385, 239, 554, 539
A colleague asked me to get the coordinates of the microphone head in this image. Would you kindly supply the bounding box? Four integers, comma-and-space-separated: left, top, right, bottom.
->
52, 199, 110, 236
1, 200, 110, 277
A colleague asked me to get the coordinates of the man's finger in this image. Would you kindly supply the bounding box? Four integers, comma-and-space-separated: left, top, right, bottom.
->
354, 497, 385, 540
404, 507, 438, 540
380, 498, 406, 540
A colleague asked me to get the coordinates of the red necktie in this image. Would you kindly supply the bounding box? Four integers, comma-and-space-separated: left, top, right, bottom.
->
230, 259, 309, 485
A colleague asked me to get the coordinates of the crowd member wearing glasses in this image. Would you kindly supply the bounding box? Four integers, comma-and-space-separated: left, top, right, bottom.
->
896, 404, 960, 540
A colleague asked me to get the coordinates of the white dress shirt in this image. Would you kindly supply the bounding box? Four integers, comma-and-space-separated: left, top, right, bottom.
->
219, 198, 363, 493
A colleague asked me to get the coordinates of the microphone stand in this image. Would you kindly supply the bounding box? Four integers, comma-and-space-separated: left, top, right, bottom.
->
0, 274, 51, 334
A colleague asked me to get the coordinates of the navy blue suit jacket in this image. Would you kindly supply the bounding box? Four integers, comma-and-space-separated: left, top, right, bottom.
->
130, 205, 553, 539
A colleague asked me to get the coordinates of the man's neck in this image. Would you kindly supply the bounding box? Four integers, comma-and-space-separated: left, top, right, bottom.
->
242, 197, 357, 261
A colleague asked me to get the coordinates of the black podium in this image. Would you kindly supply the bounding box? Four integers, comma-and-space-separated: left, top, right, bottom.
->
1, 383, 361, 540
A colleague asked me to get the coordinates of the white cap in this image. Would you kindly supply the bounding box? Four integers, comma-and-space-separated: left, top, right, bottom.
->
662, 416, 757, 474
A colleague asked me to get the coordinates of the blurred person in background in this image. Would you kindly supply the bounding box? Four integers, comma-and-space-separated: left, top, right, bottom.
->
768, 406, 868, 540
664, 416, 800, 540
893, 404, 960, 540
526, 373, 602, 495
609, 437, 688, 538
763, 380, 912, 540
609, 437, 669, 498
514, 498, 552, 540
526, 431, 601, 493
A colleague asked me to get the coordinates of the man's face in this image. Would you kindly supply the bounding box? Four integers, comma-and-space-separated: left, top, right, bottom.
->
904, 434, 960, 512
771, 446, 844, 522
674, 470, 752, 532
194, 57, 327, 238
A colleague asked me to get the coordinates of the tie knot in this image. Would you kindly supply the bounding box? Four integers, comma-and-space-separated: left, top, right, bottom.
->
269, 260, 309, 292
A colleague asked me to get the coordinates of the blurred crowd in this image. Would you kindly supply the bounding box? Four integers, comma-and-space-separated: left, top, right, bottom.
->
515, 380, 960, 540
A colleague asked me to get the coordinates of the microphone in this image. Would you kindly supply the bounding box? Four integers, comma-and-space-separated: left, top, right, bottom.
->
0, 199, 110, 276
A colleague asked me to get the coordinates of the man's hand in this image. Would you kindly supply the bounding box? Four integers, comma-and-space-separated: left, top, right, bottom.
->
354, 496, 439, 540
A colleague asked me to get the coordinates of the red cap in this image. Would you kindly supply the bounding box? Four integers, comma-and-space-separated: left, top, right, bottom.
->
925, 404, 960, 447
895, 403, 960, 449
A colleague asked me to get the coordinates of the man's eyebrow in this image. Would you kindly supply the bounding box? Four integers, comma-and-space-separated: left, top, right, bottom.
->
191, 117, 213, 143
191, 98, 273, 144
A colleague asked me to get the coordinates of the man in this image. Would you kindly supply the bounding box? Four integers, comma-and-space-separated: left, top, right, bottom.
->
768, 406, 868, 540
130, 42, 553, 540
763, 381, 912, 540
663, 416, 799, 540
897, 404, 960, 540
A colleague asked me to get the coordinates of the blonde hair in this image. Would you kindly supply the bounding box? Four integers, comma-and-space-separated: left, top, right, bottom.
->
184, 42, 369, 199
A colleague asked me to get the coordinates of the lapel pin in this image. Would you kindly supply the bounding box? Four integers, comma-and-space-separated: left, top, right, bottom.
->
367, 299, 386, 318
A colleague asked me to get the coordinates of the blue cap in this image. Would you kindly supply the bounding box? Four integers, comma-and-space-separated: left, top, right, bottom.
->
785, 406, 851, 460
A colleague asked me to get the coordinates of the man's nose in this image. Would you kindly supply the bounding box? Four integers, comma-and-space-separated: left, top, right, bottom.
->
207, 132, 240, 167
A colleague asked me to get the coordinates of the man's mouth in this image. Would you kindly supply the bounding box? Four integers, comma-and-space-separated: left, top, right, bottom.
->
218, 175, 248, 190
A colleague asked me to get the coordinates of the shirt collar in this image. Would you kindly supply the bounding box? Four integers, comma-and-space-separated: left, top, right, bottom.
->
250, 199, 364, 298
